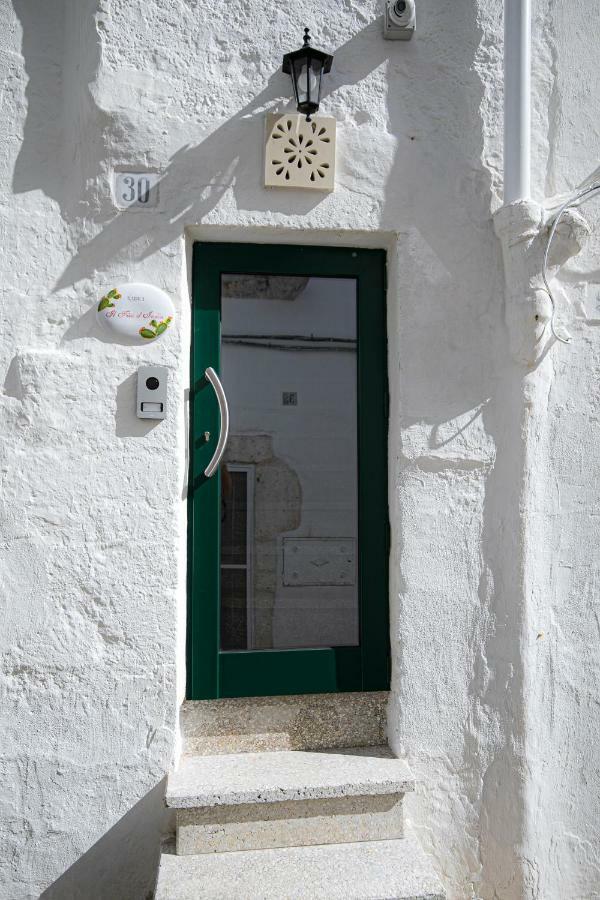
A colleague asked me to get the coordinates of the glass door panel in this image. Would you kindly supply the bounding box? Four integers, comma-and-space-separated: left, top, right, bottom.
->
219, 274, 358, 652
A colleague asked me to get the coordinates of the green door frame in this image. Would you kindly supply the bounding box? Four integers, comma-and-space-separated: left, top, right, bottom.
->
187, 242, 389, 699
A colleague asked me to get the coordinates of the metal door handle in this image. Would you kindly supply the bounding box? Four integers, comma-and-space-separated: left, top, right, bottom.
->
204, 366, 229, 478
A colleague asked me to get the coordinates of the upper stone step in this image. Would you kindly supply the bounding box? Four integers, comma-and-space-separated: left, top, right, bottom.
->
155, 836, 445, 900
166, 748, 414, 809
181, 691, 389, 755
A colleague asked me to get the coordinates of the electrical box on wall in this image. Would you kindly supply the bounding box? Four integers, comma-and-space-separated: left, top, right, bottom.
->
137, 366, 168, 419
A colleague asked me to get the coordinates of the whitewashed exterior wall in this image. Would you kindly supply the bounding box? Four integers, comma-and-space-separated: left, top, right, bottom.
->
0, 1, 599, 898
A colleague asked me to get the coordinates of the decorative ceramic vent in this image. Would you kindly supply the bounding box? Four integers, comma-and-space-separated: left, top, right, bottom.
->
264, 113, 336, 191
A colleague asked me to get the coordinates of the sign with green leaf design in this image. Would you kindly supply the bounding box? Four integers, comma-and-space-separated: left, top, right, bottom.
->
96, 282, 175, 343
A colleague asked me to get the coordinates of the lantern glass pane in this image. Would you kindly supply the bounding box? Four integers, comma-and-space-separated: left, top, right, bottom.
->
310, 57, 324, 104
293, 56, 314, 106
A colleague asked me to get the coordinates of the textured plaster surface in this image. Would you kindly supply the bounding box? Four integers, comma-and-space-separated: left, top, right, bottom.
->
181, 691, 389, 754
1, 0, 600, 898
524, 5, 600, 899
156, 836, 445, 900
175, 792, 404, 855
166, 749, 414, 808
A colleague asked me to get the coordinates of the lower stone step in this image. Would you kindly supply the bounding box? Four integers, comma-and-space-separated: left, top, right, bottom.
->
155, 837, 445, 900
166, 746, 414, 855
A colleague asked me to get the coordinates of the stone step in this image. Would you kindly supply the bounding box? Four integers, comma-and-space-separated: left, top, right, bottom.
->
166, 747, 414, 855
167, 747, 414, 809
155, 836, 445, 899
181, 691, 388, 755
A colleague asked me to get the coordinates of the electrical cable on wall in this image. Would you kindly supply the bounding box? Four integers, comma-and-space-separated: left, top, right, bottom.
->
542, 182, 600, 343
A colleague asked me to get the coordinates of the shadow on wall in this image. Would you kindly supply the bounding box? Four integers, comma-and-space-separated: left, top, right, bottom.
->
13, 20, 387, 294
42, 8, 501, 414
52, 69, 326, 294
12, 0, 109, 218
39, 779, 169, 900
11, 0, 501, 420
12, 0, 66, 204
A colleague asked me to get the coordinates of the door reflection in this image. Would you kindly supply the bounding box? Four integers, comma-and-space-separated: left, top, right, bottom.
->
219, 275, 358, 651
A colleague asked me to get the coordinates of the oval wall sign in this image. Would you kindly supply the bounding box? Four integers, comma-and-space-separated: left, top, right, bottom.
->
97, 282, 175, 343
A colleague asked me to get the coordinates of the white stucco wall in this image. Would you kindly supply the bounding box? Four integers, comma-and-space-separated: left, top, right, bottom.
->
1, 0, 599, 898
524, 3, 600, 897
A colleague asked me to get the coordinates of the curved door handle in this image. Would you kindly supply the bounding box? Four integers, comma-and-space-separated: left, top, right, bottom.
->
204, 366, 229, 478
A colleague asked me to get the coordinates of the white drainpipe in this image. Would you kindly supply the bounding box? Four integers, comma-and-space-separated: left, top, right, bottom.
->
504, 0, 531, 203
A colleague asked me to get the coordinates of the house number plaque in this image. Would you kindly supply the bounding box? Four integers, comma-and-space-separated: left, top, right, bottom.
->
97, 282, 175, 343
113, 172, 159, 209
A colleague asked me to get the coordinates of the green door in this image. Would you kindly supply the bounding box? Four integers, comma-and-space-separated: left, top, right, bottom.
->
188, 242, 389, 699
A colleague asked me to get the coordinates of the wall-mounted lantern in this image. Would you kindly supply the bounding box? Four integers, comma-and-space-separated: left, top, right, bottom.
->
282, 28, 333, 121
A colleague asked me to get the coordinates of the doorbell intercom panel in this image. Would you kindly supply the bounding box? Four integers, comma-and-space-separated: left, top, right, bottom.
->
137, 366, 168, 419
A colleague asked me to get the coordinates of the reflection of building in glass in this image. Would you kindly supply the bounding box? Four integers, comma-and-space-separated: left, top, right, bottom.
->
220, 276, 359, 651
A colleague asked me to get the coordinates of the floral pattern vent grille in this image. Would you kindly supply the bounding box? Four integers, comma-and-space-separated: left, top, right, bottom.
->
264, 113, 336, 191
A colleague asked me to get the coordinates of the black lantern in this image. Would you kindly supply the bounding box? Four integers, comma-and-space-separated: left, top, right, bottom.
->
282, 28, 333, 121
